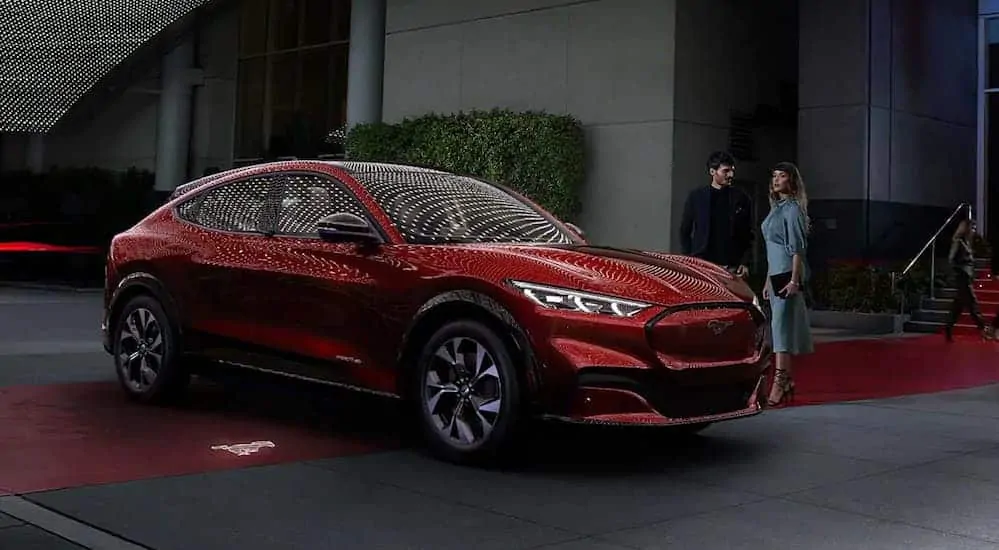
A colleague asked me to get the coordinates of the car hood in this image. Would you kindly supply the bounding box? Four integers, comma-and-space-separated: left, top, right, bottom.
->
460, 244, 753, 306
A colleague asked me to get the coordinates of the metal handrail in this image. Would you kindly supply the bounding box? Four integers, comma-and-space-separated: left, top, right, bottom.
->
890, 202, 972, 308
899, 202, 972, 278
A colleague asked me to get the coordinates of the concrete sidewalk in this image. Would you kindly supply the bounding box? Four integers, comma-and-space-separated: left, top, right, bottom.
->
2, 383, 998, 550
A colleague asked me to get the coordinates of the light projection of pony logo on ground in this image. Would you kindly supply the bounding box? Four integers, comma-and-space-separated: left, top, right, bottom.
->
210, 440, 276, 456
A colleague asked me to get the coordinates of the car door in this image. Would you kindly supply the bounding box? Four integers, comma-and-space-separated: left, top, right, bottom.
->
254, 171, 413, 394
170, 173, 283, 356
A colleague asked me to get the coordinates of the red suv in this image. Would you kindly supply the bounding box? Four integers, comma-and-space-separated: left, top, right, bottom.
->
102, 160, 772, 464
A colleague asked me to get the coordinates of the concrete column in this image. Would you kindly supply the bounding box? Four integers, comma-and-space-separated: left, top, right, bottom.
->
797, 0, 892, 260
346, 0, 386, 129
26, 133, 45, 173
799, 0, 977, 262
155, 39, 195, 192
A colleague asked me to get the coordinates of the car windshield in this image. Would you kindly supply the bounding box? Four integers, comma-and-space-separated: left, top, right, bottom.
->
354, 169, 576, 245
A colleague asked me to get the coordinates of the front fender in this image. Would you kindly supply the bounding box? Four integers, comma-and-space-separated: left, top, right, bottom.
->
401, 289, 543, 393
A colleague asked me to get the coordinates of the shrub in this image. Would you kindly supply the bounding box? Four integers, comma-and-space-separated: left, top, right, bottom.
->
345, 109, 586, 221
808, 261, 933, 314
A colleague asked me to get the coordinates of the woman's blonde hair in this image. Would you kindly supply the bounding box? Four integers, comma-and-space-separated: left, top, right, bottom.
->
770, 161, 811, 233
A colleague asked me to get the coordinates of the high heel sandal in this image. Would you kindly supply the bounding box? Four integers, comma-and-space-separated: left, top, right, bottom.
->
767, 369, 795, 408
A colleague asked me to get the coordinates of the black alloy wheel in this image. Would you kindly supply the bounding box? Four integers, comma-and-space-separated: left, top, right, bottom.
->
414, 319, 523, 465
112, 294, 189, 403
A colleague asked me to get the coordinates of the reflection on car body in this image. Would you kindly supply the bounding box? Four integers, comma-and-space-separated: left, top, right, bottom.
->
102, 160, 772, 465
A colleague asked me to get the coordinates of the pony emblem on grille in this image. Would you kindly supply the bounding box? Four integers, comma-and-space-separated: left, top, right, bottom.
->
707, 319, 735, 335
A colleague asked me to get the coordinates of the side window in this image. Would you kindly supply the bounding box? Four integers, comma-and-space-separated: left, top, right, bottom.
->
177, 176, 277, 233
276, 173, 369, 236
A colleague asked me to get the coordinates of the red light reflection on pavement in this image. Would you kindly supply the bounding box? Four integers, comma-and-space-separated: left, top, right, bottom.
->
0, 382, 395, 495
0, 242, 101, 253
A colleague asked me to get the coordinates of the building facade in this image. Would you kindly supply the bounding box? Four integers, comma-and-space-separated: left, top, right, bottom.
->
0, 0, 982, 262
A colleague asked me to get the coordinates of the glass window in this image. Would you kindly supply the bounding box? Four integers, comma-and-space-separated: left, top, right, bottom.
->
988, 18, 999, 89
235, 57, 267, 159
324, 44, 349, 156
355, 170, 575, 245
180, 177, 278, 233
276, 173, 369, 236
270, 0, 301, 50
331, 0, 351, 42
235, 0, 351, 162
239, 0, 269, 56
987, 94, 999, 239
302, 0, 332, 45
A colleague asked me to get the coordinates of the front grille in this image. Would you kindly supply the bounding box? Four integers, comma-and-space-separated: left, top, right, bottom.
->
644, 379, 756, 418
644, 303, 765, 367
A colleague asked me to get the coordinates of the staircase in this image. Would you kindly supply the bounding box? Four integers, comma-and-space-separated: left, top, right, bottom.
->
905, 258, 996, 336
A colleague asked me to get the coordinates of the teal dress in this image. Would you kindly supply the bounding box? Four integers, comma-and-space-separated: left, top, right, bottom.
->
762, 198, 814, 355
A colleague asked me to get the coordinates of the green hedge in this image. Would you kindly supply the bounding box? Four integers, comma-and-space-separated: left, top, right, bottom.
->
806, 261, 934, 314
345, 109, 586, 221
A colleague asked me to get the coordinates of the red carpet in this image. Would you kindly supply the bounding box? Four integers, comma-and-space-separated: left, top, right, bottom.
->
0, 382, 397, 495
792, 335, 999, 405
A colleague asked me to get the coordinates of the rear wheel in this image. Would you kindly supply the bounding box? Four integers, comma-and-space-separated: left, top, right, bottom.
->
413, 319, 523, 465
112, 294, 189, 404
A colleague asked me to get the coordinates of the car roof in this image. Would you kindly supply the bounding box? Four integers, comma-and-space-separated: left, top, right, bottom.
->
168, 160, 451, 201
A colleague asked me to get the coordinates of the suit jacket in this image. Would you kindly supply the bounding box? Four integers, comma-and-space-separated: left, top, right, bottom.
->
678, 185, 754, 266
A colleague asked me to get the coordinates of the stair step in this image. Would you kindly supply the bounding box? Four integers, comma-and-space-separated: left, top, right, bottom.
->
935, 287, 999, 300
904, 320, 986, 336
921, 297, 999, 312
910, 309, 999, 324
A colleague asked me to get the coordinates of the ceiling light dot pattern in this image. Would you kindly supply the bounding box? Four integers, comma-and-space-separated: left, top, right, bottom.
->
0, 0, 212, 133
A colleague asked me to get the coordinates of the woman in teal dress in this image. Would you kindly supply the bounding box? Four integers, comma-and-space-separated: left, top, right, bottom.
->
761, 161, 814, 407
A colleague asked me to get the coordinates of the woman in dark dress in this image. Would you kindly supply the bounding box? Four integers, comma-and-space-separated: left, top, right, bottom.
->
944, 219, 994, 341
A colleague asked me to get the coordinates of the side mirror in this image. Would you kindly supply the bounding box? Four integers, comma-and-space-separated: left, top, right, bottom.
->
565, 222, 586, 239
317, 213, 382, 245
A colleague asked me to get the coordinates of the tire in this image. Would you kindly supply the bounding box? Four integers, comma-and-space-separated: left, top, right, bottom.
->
111, 294, 189, 404
412, 319, 523, 465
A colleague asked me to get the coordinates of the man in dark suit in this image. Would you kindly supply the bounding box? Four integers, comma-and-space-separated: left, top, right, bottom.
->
678, 151, 755, 277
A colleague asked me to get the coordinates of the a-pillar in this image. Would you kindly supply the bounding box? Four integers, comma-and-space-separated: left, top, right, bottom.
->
155, 38, 196, 193
346, 0, 386, 129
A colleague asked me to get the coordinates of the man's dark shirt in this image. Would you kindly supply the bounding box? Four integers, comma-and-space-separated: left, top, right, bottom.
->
679, 184, 753, 267
705, 186, 734, 265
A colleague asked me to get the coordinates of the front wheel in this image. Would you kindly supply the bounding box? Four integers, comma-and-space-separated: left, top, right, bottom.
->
112, 294, 189, 404
413, 320, 524, 465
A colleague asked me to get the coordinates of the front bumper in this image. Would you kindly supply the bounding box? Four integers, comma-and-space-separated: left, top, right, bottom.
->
541, 363, 769, 426
528, 300, 772, 426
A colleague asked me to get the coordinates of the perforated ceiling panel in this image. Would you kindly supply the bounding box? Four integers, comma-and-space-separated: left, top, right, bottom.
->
0, 0, 213, 133
350, 169, 574, 245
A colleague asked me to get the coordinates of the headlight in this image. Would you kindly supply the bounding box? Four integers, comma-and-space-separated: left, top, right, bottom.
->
509, 280, 651, 317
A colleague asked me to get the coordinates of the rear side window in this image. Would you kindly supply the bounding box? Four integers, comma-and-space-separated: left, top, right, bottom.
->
177, 176, 278, 233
